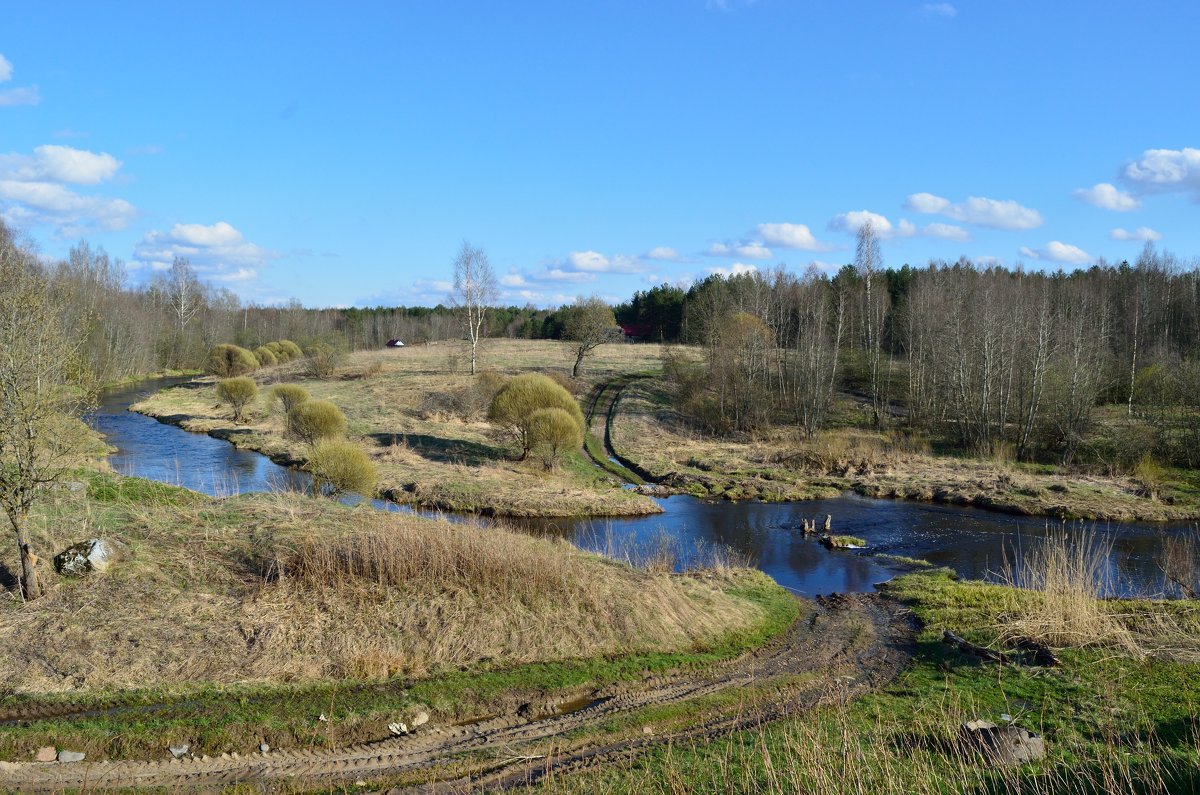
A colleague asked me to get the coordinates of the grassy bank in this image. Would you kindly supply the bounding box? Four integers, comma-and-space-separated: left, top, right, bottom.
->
612, 378, 1200, 521
131, 341, 663, 517
530, 564, 1200, 794
0, 470, 795, 761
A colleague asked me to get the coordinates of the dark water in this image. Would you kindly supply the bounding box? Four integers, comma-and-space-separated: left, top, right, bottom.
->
91, 378, 1195, 597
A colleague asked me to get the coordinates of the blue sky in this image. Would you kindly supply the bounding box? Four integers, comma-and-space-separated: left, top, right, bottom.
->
2, 1, 1198, 308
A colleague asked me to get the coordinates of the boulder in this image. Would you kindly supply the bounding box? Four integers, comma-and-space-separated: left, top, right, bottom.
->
35, 746, 56, 762
411, 711, 429, 728
959, 719, 1045, 766
57, 750, 86, 763
54, 538, 128, 576
168, 744, 189, 759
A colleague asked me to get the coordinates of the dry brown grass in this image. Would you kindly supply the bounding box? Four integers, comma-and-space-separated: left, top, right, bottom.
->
0, 483, 769, 692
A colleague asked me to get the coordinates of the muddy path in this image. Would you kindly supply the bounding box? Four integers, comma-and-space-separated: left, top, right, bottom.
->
0, 593, 916, 792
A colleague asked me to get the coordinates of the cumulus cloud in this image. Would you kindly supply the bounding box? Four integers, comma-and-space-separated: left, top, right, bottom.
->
828, 210, 917, 239
904, 192, 1043, 230
645, 245, 682, 261
706, 262, 759, 278
1122, 147, 1200, 199
904, 192, 951, 214
133, 222, 277, 282
0, 180, 135, 232
1110, 227, 1162, 242
1073, 182, 1140, 211
922, 222, 971, 242
0, 145, 121, 184
706, 241, 773, 259
922, 3, 957, 16
565, 250, 644, 274
0, 54, 11, 82
755, 222, 834, 251
1018, 241, 1091, 265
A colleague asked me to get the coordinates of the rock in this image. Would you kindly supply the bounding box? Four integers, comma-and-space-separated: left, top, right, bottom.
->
411, 711, 429, 728
169, 744, 189, 758
959, 720, 1045, 766
35, 746, 56, 762
388, 722, 408, 736
260, 743, 270, 754
642, 725, 654, 735
57, 750, 86, 763
54, 538, 128, 576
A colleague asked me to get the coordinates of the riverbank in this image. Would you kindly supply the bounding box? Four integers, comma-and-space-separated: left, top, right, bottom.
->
612, 379, 1200, 522
130, 342, 663, 517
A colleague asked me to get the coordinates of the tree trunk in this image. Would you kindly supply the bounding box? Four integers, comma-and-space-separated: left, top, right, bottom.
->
14, 515, 42, 600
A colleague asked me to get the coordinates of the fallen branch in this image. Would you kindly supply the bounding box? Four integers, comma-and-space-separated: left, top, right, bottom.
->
943, 630, 1010, 664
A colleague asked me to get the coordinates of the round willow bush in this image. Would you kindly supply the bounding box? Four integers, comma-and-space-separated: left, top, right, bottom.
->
277, 339, 304, 360
264, 341, 288, 362
528, 407, 583, 470
269, 383, 310, 433
290, 398, 347, 444
215, 376, 259, 423
206, 344, 258, 377
488, 373, 584, 459
306, 439, 378, 498
253, 346, 278, 367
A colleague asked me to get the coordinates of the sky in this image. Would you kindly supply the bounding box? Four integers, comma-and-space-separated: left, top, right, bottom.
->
2, 1, 1198, 309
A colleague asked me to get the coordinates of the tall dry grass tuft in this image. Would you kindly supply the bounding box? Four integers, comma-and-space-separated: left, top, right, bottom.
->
998, 528, 1143, 656
279, 522, 584, 605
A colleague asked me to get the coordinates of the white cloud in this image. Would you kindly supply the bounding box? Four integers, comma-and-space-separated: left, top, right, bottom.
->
133, 222, 277, 282
921, 222, 971, 242
1073, 182, 1140, 211
564, 250, 644, 273
1018, 241, 1091, 265
1110, 227, 1162, 242
500, 271, 527, 287
0, 145, 121, 184
0, 54, 12, 83
645, 245, 681, 261
0, 179, 136, 231
828, 210, 916, 239
922, 3, 957, 17
904, 192, 952, 214
755, 222, 834, 251
1122, 147, 1200, 199
706, 241, 773, 259
905, 192, 1043, 230
706, 262, 759, 278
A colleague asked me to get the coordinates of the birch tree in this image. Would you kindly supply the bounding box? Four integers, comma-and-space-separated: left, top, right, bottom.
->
451, 241, 498, 375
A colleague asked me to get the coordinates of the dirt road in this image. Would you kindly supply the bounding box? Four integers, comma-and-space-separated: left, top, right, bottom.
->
1, 593, 914, 792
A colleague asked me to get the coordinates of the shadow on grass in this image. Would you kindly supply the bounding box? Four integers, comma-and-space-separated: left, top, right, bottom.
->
0, 561, 18, 592
369, 433, 504, 466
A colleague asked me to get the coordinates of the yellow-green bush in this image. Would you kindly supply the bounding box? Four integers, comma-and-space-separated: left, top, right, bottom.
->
277, 339, 303, 360
253, 346, 278, 367
290, 399, 347, 444
488, 373, 584, 459
206, 344, 258, 377
305, 439, 378, 498
215, 376, 259, 422
528, 407, 583, 469
269, 383, 310, 433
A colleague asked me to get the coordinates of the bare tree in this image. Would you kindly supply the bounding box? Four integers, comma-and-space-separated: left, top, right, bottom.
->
450, 241, 498, 375
0, 228, 90, 600
856, 222, 887, 427
562, 295, 620, 377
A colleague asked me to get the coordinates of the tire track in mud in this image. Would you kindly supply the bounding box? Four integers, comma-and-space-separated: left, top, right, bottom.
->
0, 593, 916, 792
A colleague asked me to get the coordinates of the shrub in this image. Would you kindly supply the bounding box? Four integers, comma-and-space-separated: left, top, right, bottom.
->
528, 407, 583, 470
1133, 454, 1166, 500
457, 369, 509, 418
206, 344, 258, 377
290, 399, 347, 444
488, 373, 584, 459
304, 342, 345, 378
253, 346, 278, 367
264, 341, 288, 362
269, 383, 310, 433
277, 339, 303, 360
215, 376, 259, 422
305, 439, 378, 498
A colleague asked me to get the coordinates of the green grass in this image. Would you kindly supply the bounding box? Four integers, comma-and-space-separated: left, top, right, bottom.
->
527, 570, 1200, 794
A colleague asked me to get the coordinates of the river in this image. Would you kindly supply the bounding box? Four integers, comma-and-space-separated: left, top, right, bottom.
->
91, 378, 1194, 598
